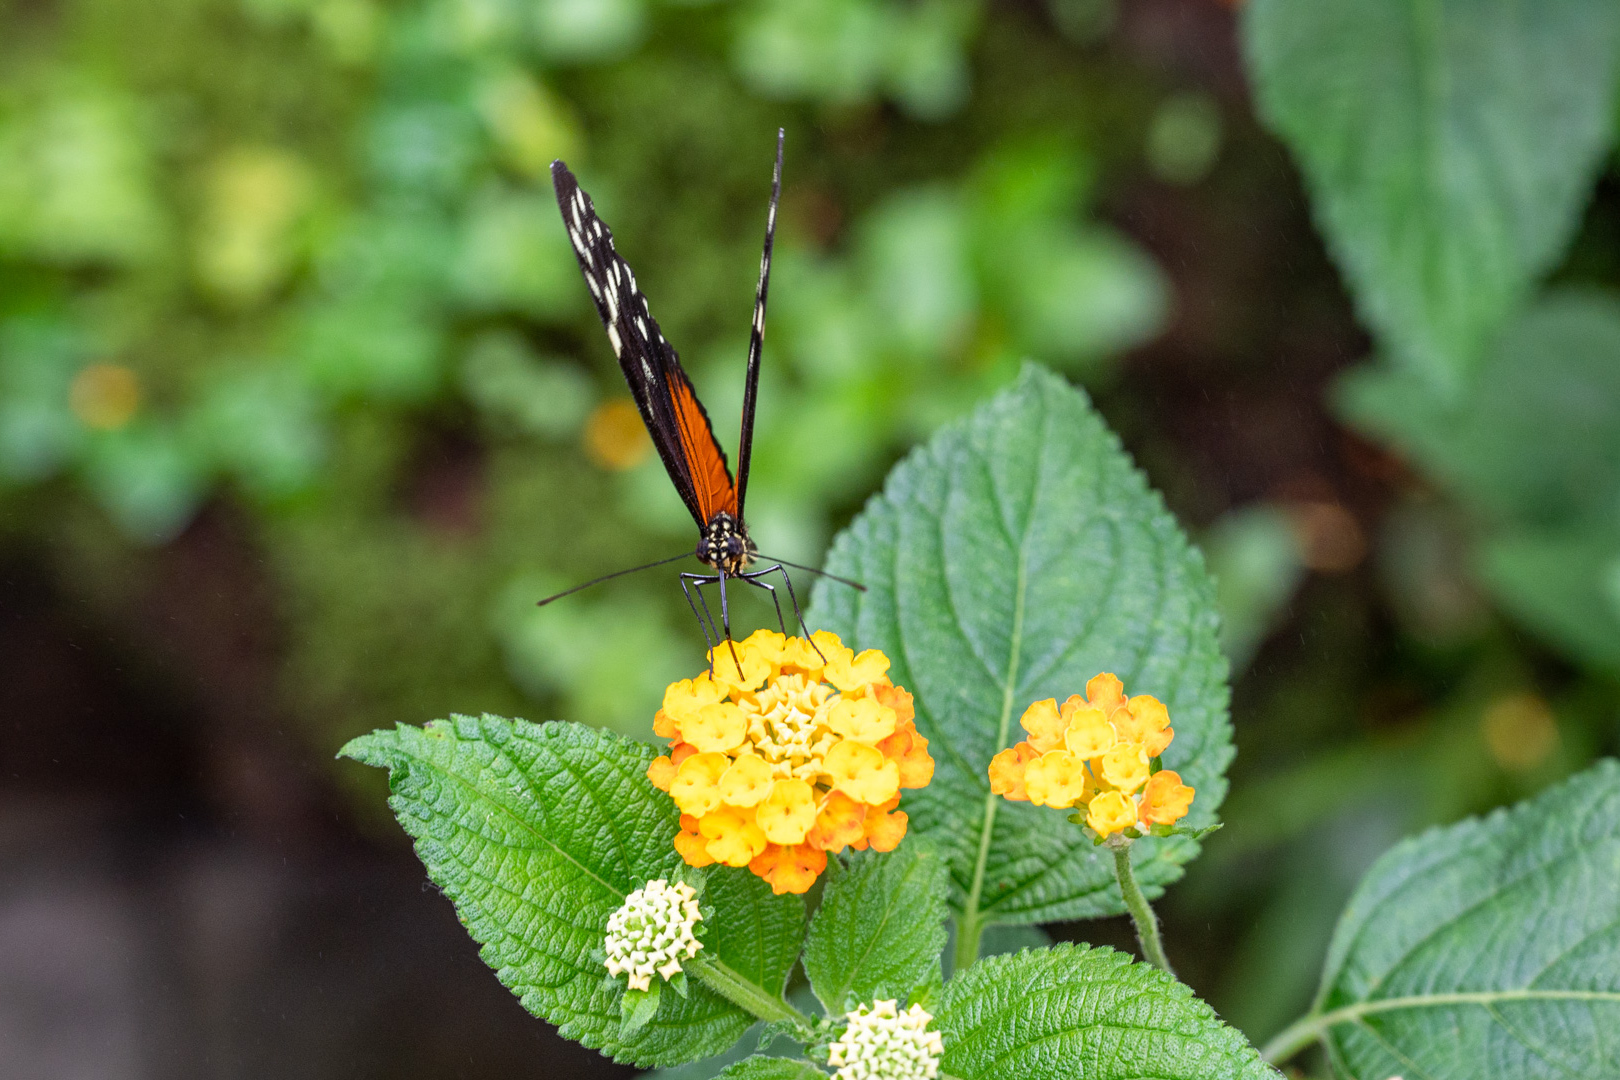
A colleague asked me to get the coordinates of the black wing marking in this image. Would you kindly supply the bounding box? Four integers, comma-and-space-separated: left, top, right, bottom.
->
550, 161, 734, 529
735, 129, 783, 522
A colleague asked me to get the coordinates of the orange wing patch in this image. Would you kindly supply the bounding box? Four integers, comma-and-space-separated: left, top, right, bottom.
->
667, 375, 737, 523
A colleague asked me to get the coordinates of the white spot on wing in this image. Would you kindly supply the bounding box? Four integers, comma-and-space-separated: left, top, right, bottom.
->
607, 324, 622, 356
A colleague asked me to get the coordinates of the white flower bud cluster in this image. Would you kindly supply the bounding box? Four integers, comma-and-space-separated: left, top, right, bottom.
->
603, 879, 702, 992
827, 1000, 944, 1080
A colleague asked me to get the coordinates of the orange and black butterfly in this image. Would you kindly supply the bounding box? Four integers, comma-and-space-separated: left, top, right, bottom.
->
543, 131, 859, 651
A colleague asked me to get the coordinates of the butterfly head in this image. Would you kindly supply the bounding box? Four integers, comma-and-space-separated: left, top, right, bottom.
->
698, 512, 755, 575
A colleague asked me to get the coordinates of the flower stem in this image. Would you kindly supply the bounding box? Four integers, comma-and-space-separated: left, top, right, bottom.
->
686, 955, 813, 1035
1112, 845, 1174, 976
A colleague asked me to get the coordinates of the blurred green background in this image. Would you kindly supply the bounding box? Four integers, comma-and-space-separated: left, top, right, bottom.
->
1, 0, 1617, 1076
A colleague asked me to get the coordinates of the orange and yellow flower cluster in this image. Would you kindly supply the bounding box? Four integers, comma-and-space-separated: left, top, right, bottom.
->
648, 630, 934, 895
988, 673, 1194, 838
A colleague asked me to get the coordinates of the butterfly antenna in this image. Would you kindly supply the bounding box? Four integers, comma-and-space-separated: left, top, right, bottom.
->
537, 553, 693, 606
753, 555, 866, 592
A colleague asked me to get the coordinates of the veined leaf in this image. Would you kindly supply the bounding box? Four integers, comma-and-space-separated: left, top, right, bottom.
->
803, 839, 949, 1015
1245, 0, 1620, 393
810, 364, 1231, 931
340, 716, 804, 1067
715, 1057, 827, 1079
1302, 758, 1620, 1079
937, 943, 1277, 1080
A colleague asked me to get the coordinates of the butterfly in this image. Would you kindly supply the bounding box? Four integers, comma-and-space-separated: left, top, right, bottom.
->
542, 130, 859, 653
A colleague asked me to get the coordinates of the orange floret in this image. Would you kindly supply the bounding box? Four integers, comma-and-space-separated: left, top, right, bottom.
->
988, 743, 1038, 801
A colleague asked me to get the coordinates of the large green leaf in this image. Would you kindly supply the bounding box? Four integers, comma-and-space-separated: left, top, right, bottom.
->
1304, 758, 1620, 1079
937, 944, 1277, 1080
809, 364, 1231, 932
1245, 0, 1620, 392
1337, 289, 1620, 530
340, 716, 804, 1067
802, 839, 949, 1014
1477, 531, 1620, 674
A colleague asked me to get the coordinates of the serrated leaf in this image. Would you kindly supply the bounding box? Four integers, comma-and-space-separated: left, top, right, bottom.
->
1304, 758, 1620, 1080
809, 365, 1231, 928
622, 983, 662, 1037
1245, 0, 1620, 392
937, 943, 1277, 1080
714, 1057, 827, 1079
1337, 289, 1620, 531
802, 838, 949, 1014
340, 716, 804, 1068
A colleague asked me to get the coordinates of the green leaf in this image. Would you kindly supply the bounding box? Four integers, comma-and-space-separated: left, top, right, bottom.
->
1337, 289, 1620, 530
622, 983, 662, 1038
937, 943, 1277, 1080
1302, 758, 1620, 1079
802, 838, 950, 1014
810, 365, 1231, 930
1477, 530, 1620, 674
1245, 0, 1620, 392
340, 716, 804, 1068
714, 1057, 827, 1079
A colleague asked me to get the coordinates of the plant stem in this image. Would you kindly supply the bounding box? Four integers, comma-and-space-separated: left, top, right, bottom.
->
1112, 844, 1174, 976
956, 545, 1031, 977
1260, 1010, 1325, 1065
1260, 988, 1620, 1066
953, 907, 984, 976
686, 955, 813, 1033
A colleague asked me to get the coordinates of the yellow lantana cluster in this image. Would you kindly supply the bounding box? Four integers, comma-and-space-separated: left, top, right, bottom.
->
988, 673, 1194, 839
647, 630, 934, 895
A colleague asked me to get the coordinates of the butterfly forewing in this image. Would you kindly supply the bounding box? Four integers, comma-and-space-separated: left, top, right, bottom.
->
735, 129, 782, 521
551, 162, 737, 528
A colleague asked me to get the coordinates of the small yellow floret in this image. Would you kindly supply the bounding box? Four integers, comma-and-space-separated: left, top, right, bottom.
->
756, 778, 819, 844
1099, 741, 1150, 794
829, 696, 898, 742
700, 807, 767, 866
1063, 703, 1116, 759
1019, 698, 1067, 753
1026, 749, 1089, 808
684, 702, 748, 753
718, 752, 774, 806
670, 752, 729, 816
1087, 790, 1137, 837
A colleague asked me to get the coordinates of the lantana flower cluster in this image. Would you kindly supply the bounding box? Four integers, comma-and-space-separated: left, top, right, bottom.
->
647, 629, 934, 895
602, 879, 703, 992
988, 672, 1194, 838
827, 1000, 944, 1080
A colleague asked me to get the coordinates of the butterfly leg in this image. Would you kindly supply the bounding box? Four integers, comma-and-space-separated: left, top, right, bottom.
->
679, 572, 722, 660
742, 564, 824, 661
716, 572, 743, 672
739, 572, 788, 636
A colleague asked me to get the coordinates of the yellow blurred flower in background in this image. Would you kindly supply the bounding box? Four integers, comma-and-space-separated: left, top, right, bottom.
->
648, 630, 934, 894
69, 363, 141, 430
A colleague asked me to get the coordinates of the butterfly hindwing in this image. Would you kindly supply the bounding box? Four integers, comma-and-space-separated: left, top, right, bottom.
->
551, 162, 737, 528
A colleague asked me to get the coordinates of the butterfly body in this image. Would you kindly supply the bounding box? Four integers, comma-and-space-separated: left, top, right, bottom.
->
548, 133, 816, 651
698, 511, 756, 576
